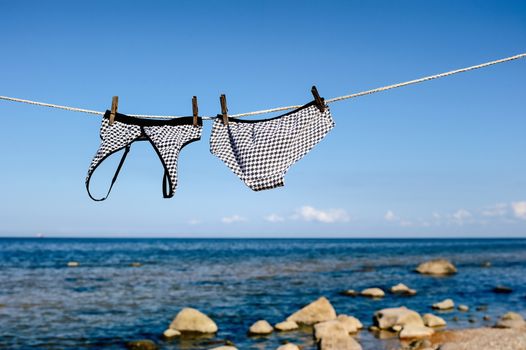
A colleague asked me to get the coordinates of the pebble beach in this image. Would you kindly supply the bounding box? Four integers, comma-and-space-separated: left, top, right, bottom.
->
1, 238, 525, 349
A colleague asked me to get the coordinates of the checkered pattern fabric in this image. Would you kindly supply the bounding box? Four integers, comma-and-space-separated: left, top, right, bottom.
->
210, 102, 334, 191
86, 114, 202, 200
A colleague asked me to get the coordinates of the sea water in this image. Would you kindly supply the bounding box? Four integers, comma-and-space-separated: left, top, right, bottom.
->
0, 238, 525, 349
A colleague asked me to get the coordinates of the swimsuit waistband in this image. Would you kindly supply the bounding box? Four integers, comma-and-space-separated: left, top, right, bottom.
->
217, 100, 324, 124
104, 110, 203, 126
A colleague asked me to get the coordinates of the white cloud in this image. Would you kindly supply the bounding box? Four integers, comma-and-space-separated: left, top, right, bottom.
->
482, 203, 508, 217
452, 209, 472, 224
399, 220, 414, 227
264, 214, 285, 223
384, 210, 398, 222
295, 206, 350, 223
187, 219, 201, 225
511, 201, 526, 220
221, 215, 247, 224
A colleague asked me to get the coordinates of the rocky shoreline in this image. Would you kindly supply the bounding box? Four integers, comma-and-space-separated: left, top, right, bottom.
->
124, 259, 526, 350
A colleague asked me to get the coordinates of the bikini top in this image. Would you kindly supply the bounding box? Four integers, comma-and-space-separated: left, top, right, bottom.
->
86, 110, 202, 201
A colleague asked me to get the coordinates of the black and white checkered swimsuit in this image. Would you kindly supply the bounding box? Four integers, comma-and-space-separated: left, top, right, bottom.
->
86, 111, 202, 200
210, 101, 334, 191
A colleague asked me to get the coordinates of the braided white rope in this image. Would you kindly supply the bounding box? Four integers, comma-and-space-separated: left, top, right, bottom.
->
0, 95, 104, 115
1, 53, 525, 119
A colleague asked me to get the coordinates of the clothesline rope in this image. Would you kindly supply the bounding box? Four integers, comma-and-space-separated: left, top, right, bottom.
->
1, 53, 525, 119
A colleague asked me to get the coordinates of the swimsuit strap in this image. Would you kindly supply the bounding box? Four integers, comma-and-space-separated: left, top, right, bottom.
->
86, 145, 131, 201
162, 170, 173, 198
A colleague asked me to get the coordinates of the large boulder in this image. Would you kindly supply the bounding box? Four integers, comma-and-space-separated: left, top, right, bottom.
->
360, 287, 385, 298
416, 259, 457, 275
374, 306, 424, 330
286, 297, 337, 325
248, 320, 273, 335
169, 307, 218, 333
495, 312, 526, 329
319, 334, 362, 350
432, 299, 455, 310
337, 314, 363, 332
274, 320, 299, 332
423, 313, 447, 327
399, 325, 435, 339
314, 320, 348, 341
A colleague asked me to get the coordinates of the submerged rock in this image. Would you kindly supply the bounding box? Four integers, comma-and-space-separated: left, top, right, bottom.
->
493, 285, 513, 294
130, 262, 142, 267
286, 296, 337, 325
169, 307, 218, 333
416, 259, 457, 275
248, 320, 273, 335
423, 313, 447, 327
274, 320, 298, 331
390, 283, 417, 295
495, 312, 526, 329
339, 289, 358, 297
374, 306, 424, 330
432, 299, 455, 310
399, 325, 434, 339
360, 287, 385, 298
126, 340, 158, 350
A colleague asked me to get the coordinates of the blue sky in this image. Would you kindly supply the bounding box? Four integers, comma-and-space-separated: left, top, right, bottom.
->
0, 0, 525, 237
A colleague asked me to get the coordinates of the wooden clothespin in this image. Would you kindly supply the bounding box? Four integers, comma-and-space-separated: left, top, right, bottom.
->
311, 86, 325, 112
109, 96, 119, 125
220, 94, 228, 126
192, 96, 199, 127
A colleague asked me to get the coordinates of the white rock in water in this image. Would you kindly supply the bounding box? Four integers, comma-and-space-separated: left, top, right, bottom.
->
210, 347, 237, 350
391, 283, 409, 293
416, 259, 457, 275
286, 296, 337, 325
337, 314, 363, 332
274, 320, 298, 331
276, 344, 300, 350
432, 299, 455, 310
423, 313, 447, 327
319, 334, 362, 350
67, 261, 79, 267
399, 325, 435, 339
162, 328, 181, 338
458, 304, 469, 312
248, 320, 273, 335
374, 306, 424, 330
360, 287, 385, 298
390, 283, 417, 295
495, 312, 526, 329
169, 307, 218, 333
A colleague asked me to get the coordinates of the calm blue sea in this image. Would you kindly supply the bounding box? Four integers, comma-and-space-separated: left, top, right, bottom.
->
0, 238, 525, 349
